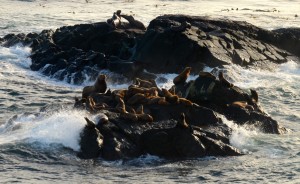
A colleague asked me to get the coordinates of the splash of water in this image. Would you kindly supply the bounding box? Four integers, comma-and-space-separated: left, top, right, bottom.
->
0, 109, 89, 151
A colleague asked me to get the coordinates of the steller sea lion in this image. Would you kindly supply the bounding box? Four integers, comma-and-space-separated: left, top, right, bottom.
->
137, 113, 153, 122
178, 98, 193, 106
120, 112, 138, 122
127, 93, 148, 105
115, 98, 127, 114
134, 78, 158, 88
173, 67, 191, 85
162, 88, 179, 104
228, 101, 254, 111
218, 72, 233, 88
82, 74, 107, 99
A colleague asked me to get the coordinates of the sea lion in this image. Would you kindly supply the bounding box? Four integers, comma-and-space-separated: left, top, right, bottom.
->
134, 78, 157, 88
137, 113, 153, 122
218, 72, 233, 88
82, 74, 107, 99
96, 113, 109, 125
127, 86, 158, 97
228, 101, 254, 111
120, 14, 146, 30
176, 113, 189, 129
173, 67, 191, 85
147, 97, 169, 105
250, 89, 259, 103
120, 112, 138, 122
115, 98, 127, 113
127, 93, 148, 105
107, 11, 121, 28
162, 88, 179, 104
86, 96, 96, 113
178, 98, 193, 106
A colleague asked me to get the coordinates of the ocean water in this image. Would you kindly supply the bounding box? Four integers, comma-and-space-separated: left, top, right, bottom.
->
0, 0, 300, 183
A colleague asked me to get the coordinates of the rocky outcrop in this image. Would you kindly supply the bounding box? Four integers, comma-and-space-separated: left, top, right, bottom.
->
132, 15, 298, 74
76, 70, 286, 160
1, 14, 299, 83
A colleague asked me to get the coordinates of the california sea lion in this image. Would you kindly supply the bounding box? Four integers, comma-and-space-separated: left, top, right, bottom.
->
82, 74, 107, 99
218, 72, 233, 88
173, 67, 191, 85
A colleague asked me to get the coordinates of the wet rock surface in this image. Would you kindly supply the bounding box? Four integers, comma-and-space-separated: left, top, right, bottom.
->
0, 14, 299, 82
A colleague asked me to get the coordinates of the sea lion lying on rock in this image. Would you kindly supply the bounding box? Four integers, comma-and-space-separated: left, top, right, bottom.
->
82, 74, 107, 99
171, 67, 286, 134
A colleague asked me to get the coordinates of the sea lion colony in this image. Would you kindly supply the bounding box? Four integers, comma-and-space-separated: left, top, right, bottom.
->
78, 67, 260, 127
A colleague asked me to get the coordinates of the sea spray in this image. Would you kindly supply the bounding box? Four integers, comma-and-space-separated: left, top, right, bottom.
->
0, 109, 91, 151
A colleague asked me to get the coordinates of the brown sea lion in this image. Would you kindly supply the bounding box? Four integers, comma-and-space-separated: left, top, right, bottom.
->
228, 101, 254, 111
127, 93, 148, 105
127, 87, 158, 97
135, 78, 157, 88
176, 113, 189, 129
107, 11, 121, 28
126, 105, 136, 114
86, 96, 96, 113
168, 86, 176, 95
178, 98, 193, 106
147, 97, 169, 105
82, 74, 107, 99
121, 112, 138, 122
162, 88, 179, 104
137, 113, 153, 122
173, 67, 191, 85
115, 98, 127, 113
218, 72, 233, 88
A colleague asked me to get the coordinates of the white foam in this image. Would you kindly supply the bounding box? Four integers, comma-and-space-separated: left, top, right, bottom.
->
0, 110, 89, 151
221, 117, 258, 152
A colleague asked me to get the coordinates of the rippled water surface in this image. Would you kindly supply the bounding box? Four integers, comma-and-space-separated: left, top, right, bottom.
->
0, 0, 300, 183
